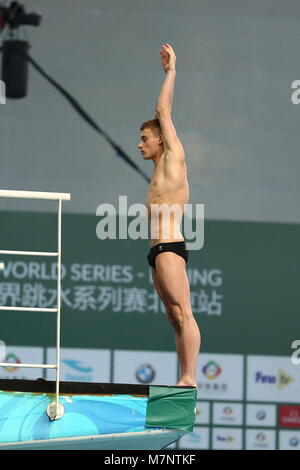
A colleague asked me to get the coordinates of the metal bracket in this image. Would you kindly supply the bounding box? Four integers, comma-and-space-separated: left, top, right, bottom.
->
47, 401, 65, 421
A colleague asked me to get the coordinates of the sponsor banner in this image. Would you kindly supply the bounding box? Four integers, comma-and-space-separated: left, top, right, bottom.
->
279, 430, 300, 450
212, 427, 242, 450
279, 405, 300, 428
195, 401, 210, 425
46, 348, 110, 382
246, 404, 276, 427
247, 355, 300, 403
245, 429, 276, 450
0, 346, 43, 379
0, 262, 223, 317
178, 426, 209, 449
113, 350, 177, 385
197, 353, 244, 400
212, 402, 243, 426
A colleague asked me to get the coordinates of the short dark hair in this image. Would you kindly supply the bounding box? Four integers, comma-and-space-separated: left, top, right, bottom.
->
140, 118, 162, 136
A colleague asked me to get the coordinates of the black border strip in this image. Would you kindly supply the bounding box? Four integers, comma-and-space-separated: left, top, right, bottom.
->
0, 378, 195, 396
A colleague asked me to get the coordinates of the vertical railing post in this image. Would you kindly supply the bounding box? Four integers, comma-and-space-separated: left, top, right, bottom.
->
56, 198, 62, 415
47, 198, 64, 420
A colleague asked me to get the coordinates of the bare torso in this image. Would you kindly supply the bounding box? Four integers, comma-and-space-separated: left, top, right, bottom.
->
146, 151, 189, 247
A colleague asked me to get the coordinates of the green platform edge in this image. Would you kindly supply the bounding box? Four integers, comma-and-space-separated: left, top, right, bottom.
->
146, 386, 197, 432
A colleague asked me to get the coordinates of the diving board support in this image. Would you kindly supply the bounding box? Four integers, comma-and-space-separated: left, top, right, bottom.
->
0, 429, 186, 450
0, 189, 71, 421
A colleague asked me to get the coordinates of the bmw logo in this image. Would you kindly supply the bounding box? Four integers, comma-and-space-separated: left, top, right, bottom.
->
256, 410, 266, 420
135, 364, 156, 384
290, 437, 299, 447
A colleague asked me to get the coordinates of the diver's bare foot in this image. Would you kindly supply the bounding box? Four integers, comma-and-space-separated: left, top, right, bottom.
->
176, 379, 197, 388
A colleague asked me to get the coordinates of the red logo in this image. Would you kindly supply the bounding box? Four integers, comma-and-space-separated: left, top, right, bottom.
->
279, 405, 300, 428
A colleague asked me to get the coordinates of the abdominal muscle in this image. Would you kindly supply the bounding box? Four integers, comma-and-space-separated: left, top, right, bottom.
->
147, 162, 189, 248
147, 185, 188, 247
148, 208, 185, 247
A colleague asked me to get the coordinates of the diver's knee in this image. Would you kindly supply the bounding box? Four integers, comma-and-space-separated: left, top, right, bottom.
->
167, 304, 184, 331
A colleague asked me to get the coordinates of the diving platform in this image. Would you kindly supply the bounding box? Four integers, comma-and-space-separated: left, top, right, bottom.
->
0, 379, 197, 450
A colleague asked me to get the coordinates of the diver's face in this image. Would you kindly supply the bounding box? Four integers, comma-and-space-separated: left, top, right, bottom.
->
138, 128, 161, 160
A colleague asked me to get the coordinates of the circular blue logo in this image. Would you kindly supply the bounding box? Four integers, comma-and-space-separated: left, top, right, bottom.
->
256, 410, 266, 421
289, 437, 299, 447
135, 364, 156, 384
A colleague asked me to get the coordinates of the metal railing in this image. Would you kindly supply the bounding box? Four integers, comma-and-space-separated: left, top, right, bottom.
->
0, 189, 71, 420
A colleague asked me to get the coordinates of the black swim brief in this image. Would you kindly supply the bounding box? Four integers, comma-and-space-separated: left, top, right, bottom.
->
147, 241, 188, 269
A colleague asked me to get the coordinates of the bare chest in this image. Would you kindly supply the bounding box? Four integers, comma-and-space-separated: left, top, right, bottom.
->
146, 160, 189, 208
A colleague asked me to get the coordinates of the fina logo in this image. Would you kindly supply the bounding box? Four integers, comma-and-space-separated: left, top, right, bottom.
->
255, 370, 294, 389
216, 434, 234, 443
135, 364, 156, 384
